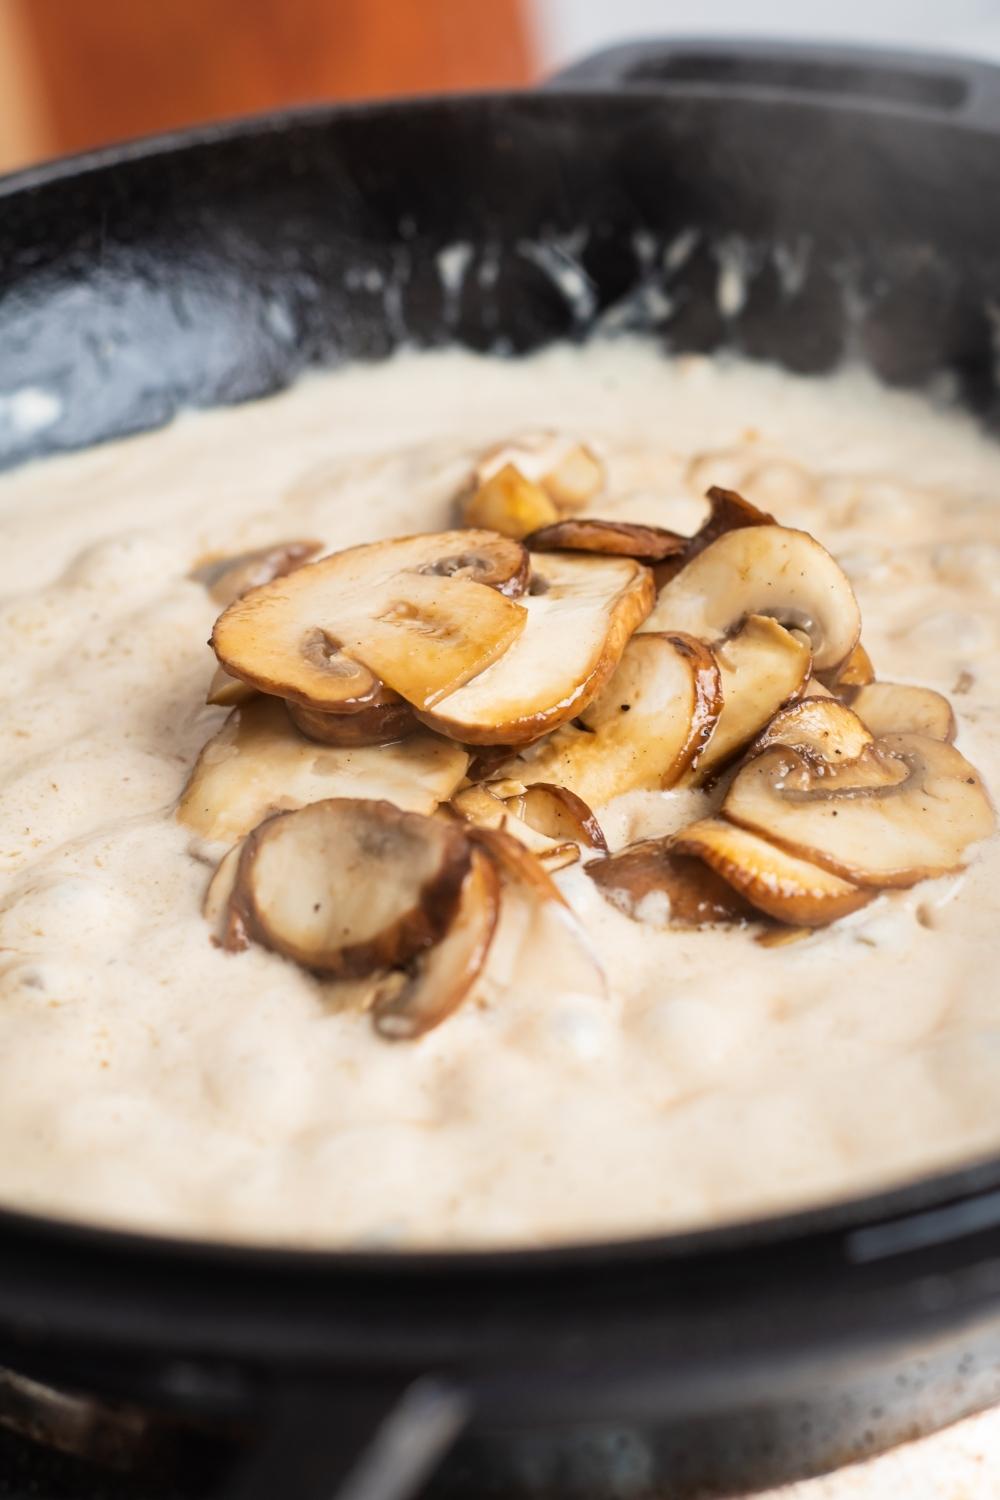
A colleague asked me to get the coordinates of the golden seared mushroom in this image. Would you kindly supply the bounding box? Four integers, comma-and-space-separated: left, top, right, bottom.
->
673, 818, 873, 926
212, 531, 528, 712
644, 523, 861, 675
230, 799, 472, 977
286, 695, 416, 749
467, 825, 570, 907
847, 682, 956, 742
177, 697, 468, 845
417, 551, 654, 745
503, 632, 721, 805
526, 518, 687, 563
475, 431, 605, 513
203, 842, 249, 949
462, 463, 561, 540
373, 850, 501, 1040
450, 787, 583, 874
825, 641, 876, 690
207, 664, 258, 708
585, 840, 756, 927
747, 696, 874, 764
191, 539, 324, 607
655, 485, 775, 585
510, 783, 608, 853
724, 732, 995, 888
687, 616, 811, 784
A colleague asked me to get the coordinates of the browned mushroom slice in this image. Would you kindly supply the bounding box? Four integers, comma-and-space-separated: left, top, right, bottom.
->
212, 531, 528, 712
207, 664, 258, 708
191, 539, 324, 606
511, 783, 608, 852
723, 732, 995, 887
233, 799, 472, 977
468, 825, 569, 906
417, 532, 530, 598
461, 464, 560, 539
509, 631, 721, 805
526, 518, 687, 563
655, 485, 775, 585
747, 696, 874, 765
644, 523, 861, 674
177, 696, 468, 845
203, 842, 249, 950
450, 785, 585, 873
285, 696, 417, 748
673, 818, 873, 927
475, 431, 605, 513
373, 850, 501, 1040
847, 682, 956, 742
417, 552, 654, 746
825, 641, 875, 690
688, 616, 811, 784
585, 840, 756, 926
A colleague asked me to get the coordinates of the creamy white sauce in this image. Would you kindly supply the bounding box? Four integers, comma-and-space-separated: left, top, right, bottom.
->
0, 340, 999, 1249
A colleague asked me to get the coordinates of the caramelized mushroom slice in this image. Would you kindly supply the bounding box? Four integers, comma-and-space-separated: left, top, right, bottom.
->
203, 842, 249, 950
418, 552, 654, 746
177, 697, 468, 845
511, 783, 608, 852
526, 518, 687, 563
508, 632, 721, 805
450, 785, 584, 873
234, 799, 472, 977
688, 616, 811, 784
207, 664, 258, 708
644, 524, 861, 674
655, 486, 774, 585
585, 841, 756, 927
462, 464, 560, 540
724, 733, 995, 887
475, 431, 605, 513
212, 531, 528, 712
373, 850, 501, 1040
747, 696, 874, 764
826, 641, 875, 690
417, 532, 530, 598
286, 697, 417, 748
673, 818, 873, 926
468, 825, 569, 907
847, 682, 956, 742
191, 539, 324, 606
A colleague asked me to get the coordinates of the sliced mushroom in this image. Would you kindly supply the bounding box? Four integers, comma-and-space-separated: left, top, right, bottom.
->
673, 818, 873, 926
233, 799, 472, 977
461, 464, 560, 540
747, 696, 874, 765
655, 485, 775, 585
847, 682, 956, 742
450, 785, 584, 873
212, 531, 528, 712
826, 641, 875, 690
504, 631, 721, 805
177, 696, 468, 845
644, 523, 861, 674
285, 696, 416, 748
207, 664, 258, 708
510, 783, 608, 852
526, 518, 686, 563
203, 842, 249, 949
373, 850, 501, 1040
467, 825, 569, 907
191, 539, 324, 607
475, 431, 605, 513
585, 840, 756, 927
688, 616, 811, 784
723, 732, 995, 887
417, 532, 530, 598
417, 552, 654, 746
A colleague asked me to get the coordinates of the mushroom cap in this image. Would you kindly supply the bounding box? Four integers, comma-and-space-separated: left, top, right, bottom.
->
233, 798, 473, 977
847, 682, 956, 742
644, 523, 861, 673
747, 695, 874, 765
526, 518, 687, 563
212, 531, 529, 712
724, 731, 996, 887
690, 615, 811, 784
585, 840, 756, 927
673, 817, 873, 926
285, 696, 417, 748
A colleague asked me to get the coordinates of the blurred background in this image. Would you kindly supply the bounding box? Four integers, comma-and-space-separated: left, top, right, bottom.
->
3, 0, 1000, 175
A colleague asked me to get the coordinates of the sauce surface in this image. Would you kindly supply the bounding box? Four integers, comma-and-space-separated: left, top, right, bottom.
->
0, 340, 998, 1248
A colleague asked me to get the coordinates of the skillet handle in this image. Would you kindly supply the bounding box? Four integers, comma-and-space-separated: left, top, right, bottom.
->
546, 37, 1000, 129
222, 1375, 468, 1500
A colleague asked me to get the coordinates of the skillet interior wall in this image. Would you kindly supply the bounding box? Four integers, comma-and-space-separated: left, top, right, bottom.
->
0, 87, 998, 473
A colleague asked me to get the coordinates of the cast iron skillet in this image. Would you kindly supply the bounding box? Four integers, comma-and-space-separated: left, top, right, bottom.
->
3, 38, 1000, 1500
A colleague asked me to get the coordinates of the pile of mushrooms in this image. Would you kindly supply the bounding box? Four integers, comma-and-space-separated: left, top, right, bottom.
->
179, 432, 995, 1039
